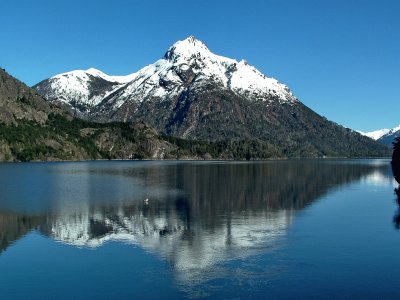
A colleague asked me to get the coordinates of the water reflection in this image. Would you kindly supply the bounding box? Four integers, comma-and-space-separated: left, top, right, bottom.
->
391, 139, 400, 229
394, 189, 400, 229
0, 160, 390, 279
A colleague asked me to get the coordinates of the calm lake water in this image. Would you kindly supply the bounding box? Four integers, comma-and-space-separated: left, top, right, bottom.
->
0, 159, 398, 299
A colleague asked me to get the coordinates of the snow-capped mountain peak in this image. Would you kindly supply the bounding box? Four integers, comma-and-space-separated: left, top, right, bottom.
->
85, 67, 107, 77
35, 36, 297, 117
164, 35, 212, 61
31, 37, 391, 155
160, 36, 295, 102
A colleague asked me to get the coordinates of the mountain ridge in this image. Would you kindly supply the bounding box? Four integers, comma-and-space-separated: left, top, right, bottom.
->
34, 36, 296, 117
359, 125, 400, 146
0, 67, 212, 161
32, 36, 390, 158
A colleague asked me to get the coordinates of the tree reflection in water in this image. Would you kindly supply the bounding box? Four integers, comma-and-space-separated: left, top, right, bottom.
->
392, 137, 400, 229
393, 189, 400, 229
0, 161, 384, 260
392, 137, 400, 185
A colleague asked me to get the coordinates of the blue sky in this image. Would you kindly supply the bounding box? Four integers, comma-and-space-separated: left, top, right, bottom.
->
0, 0, 398, 131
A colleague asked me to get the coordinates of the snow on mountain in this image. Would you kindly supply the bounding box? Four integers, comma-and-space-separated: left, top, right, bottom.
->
359, 128, 392, 140
162, 36, 294, 102
383, 125, 400, 137
117, 35, 296, 106
31, 36, 391, 157
33, 68, 136, 113
34, 36, 296, 114
359, 125, 400, 140
84, 67, 137, 83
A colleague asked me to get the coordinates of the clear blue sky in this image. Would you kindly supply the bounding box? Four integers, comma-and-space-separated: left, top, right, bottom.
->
0, 0, 398, 131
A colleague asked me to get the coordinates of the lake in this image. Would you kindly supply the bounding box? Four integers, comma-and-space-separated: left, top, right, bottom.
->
0, 159, 398, 299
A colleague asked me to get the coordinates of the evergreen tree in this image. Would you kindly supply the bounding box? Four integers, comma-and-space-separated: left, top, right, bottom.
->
392, 137, 400, 185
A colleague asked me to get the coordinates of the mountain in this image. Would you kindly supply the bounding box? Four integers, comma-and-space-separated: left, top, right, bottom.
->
33, 67, 136, 116
0, 67, 55, 124
0, 68, 205, 161
1, 67, 307, 161
34, 36, 295, 119
33, 36, 390, 158
359, 125, 400, 146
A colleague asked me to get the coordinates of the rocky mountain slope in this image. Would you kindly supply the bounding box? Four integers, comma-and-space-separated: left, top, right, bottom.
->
34, 36, 390, 157
0, 68, 203, 161
0, 67, 55, 124
1, 67, 303, 161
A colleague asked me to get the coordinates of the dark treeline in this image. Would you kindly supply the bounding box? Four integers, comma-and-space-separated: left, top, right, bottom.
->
392, 137, 400, 185
0, 113, 392, 162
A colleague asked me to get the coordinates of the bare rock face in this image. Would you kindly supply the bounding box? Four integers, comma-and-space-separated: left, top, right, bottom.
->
0, 68, 52, 124
85, 123, 178, 160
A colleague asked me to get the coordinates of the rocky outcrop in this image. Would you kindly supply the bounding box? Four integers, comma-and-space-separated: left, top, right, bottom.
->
0, 68, 53, 124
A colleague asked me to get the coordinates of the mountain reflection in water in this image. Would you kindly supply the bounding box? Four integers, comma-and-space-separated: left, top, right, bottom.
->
0, 160, 390, 279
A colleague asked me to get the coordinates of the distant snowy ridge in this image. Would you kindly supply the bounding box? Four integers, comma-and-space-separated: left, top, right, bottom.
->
359, 125, 400, 140
358, 128, 392, 140
358, 124, 400, 146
